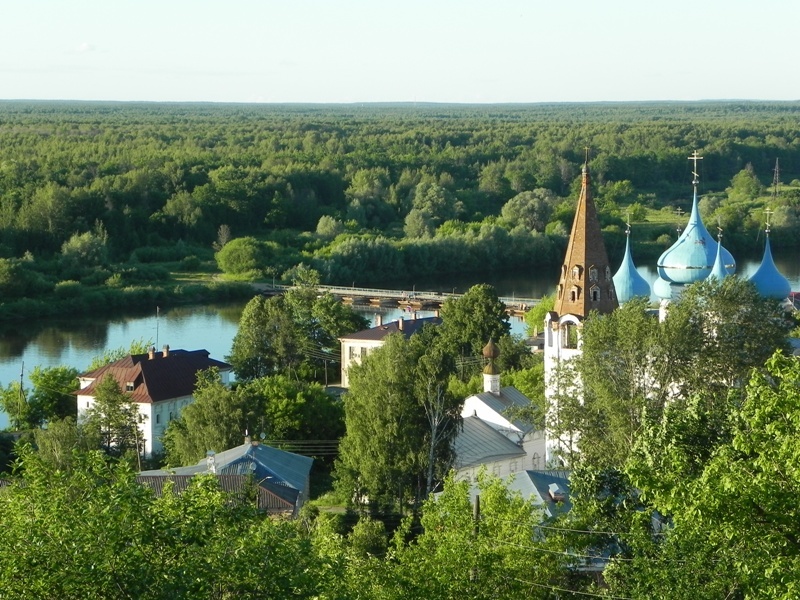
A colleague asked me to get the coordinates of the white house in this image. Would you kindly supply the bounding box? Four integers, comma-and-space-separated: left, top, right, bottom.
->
76, 345, 231, 456
453, 340, 547, 482
338, 314, 442, 387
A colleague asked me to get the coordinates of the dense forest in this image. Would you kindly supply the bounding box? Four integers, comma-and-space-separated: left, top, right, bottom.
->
1, 100, 800, 316
3, 101, 800, 597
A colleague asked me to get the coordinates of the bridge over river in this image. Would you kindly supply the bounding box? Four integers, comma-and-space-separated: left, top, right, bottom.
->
260, 284, 540, 316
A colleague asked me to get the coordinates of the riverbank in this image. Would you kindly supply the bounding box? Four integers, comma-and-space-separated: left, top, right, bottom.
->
0, 279, 254, 322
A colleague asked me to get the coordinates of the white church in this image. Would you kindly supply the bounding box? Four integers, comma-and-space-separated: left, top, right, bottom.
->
543, 152, 792, 464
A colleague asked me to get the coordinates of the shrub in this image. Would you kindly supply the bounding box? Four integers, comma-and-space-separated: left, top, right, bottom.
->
215, 237, 265, 278
180, 255, 201, 271
54, 280, 83, 299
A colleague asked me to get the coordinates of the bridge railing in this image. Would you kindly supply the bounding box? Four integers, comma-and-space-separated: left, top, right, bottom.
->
261, 284, 540, 308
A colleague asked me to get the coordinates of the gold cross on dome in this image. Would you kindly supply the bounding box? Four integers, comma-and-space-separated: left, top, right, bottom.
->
689, 150, 703, 183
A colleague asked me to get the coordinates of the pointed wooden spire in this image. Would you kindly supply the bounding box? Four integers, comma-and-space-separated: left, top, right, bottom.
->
553, 161, 618, 318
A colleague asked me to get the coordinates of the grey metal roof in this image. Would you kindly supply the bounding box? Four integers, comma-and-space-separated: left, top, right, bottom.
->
136, 474, 297, 513
468, 387, 536, 434
141, 442, 313, 495
462, 469, 572, 519
524, 470, 572, 516
339, 316, 442, 342
453, 416, 526, 469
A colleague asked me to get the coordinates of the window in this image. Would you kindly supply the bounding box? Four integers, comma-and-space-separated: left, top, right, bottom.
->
532, 453, 541, 469
348, 346, 356, 360
591, 286, 600, 302
156, 414, 160, 424
570, 286, 581, 302
605, 266, 612, 280
562, 322, 579, 349
360, 347, 367, 359
572, 265, 582, 280
557, 284, 563, 299
169, 412, 173, 421
589, 266, 598, 282
125, 381, 134, 392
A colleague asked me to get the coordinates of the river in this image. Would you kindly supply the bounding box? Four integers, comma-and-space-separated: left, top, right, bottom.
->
1, 254, 798, 429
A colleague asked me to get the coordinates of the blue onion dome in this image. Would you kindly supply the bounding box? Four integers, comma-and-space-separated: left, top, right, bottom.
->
653, 275, 676, 300
707, 234, 729, 282
749, 233, 791, 300
657, 188, 736, 284
613, 230, 650, 303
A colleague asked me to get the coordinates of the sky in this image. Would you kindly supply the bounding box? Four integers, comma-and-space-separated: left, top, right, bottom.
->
1, 0, 798, 104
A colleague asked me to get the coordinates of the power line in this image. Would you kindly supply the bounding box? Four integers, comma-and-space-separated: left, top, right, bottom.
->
489, 516, 668, 538
506, 576, 634, 600
492, 537, 693, 565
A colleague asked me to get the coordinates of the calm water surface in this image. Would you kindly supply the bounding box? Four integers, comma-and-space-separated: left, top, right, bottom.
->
1, 253, 797, 429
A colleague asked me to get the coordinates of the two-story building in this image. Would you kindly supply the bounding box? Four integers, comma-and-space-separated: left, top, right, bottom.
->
76, 345, 231, 456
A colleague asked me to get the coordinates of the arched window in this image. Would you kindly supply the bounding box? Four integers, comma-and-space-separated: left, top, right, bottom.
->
591, 286, 600, 302
570, 286, 581, 302
605, 266, 612, 280
572, 265, 582, 280
561, 322, 579, 349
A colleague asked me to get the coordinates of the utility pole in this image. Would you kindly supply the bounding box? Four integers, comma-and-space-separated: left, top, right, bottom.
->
471, 494, 480, 583
17, 361, 24, 430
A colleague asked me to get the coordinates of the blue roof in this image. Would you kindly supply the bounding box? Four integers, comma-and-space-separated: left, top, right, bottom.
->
653, 275, 676, 300
657, 188, 735, 284
708, 236, 729, 282
612, 233, 650, 303
749, 235, 791, 299
142, 442, 313, 496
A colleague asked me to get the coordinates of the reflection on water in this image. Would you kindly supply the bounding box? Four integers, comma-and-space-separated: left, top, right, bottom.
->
1, 254, 797, 430
0, 303, 245, 429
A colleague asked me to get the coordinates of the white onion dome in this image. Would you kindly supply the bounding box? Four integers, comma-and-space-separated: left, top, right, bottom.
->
749, 234, 791, 299
612, 232, 650, 303
657, 188, 735, 284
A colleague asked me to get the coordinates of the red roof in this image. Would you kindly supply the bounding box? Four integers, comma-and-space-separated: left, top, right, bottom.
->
78, 348, 231, 404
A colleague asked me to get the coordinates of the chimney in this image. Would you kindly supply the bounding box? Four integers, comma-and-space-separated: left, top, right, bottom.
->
548, 483, 566, 502
376, 314, 383, 327
162, 344, 170, 358
206, 450, 216, 474
244, 430, 251, 445
397, 317, 404, 331
148, 346, 155, 360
